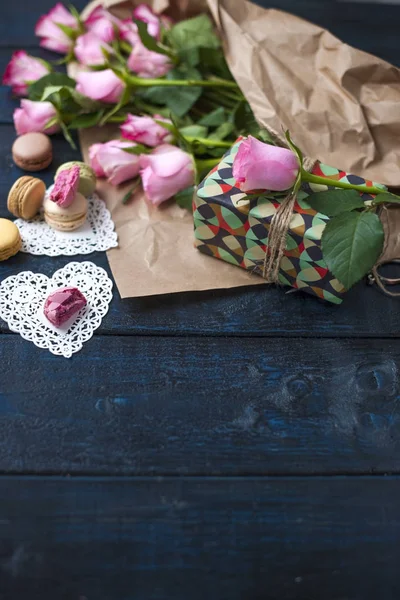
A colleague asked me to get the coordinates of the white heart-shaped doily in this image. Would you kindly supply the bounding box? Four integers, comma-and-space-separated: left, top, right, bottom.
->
0, 261, 113, 358
15, 188, 118, 256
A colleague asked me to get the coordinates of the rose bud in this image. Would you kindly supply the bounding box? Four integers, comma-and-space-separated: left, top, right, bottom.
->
132, 4, 162, 39
140, 144, 195, 206
74, 32, 114, 66
233, 136, 300, 192
127, 40, 172, 78
121, 114, 172, 147
35, 2, 79, 54
2, 51, 51, 97
84, 5, 122, 43
13, 99, 59, 135
76, 69, 125, 104
89, 140, 141, 186
120, 20, 140, 47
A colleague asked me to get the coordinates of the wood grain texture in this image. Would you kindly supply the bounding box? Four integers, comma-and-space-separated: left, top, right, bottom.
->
0, 117, 398, 338
1, 0, 400, 69
1, 231, 399, 338
1, 0, 400, 596
0, 476, 399, 600
0, 335, 399, 474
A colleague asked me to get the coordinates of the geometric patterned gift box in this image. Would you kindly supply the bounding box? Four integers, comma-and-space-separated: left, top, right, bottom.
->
195, 140, 384, 304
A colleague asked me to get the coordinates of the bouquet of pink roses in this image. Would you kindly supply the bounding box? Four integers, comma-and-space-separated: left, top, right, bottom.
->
3, 2, 267, 207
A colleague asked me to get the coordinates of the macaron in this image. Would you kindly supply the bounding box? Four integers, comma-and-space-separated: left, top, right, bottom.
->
55, 161, 97, 197
7, 176, 46, 220
43, 192, 88, 232
12, 132, 53, 171
0, 218, 22, 261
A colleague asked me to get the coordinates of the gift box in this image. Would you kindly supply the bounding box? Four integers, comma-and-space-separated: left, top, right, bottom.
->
195, 141, 383, 304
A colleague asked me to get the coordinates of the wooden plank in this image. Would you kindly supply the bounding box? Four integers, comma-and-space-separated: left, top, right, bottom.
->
1, 234, 399, 338
0, 475, 399, 599
0, 123, 398, 339
0, 0, 88, 47
2, 0, 400, 69
0, 335, 400, 474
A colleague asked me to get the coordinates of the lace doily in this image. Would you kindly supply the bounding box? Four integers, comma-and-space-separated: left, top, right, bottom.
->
0, 262, 113, 358
15, 187, 118, 256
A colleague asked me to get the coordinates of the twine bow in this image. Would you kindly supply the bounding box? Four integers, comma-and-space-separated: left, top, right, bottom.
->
259, 127, 316, 284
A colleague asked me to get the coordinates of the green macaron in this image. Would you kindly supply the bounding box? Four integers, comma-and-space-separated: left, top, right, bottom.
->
55, 161, 97, 197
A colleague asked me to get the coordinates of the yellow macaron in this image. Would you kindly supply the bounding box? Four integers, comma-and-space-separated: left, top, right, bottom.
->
0, 218, 22, 261
8, 176, 46, 220
43, 192, 88, 232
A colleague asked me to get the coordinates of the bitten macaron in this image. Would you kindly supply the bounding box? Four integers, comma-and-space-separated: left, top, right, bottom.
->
0, 218, 22, 261
12, 132, 53, 171
55, 161, 97, 197
7, 176, 46, 220
43, 192, 88, 232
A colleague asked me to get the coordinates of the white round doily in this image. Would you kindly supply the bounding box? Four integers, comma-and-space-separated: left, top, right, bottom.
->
0, 261, 113, 358
15, 187, 118, 256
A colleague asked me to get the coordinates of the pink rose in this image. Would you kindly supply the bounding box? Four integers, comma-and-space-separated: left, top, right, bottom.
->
2, 50, 50, 96
120, 20, 139, 47
76, 69, 125, 104
89, 140, 141, 186
127, 40, 172, 78
132, 4, 161, 39
35, 3, 79, 54
121, 114, 172, 147
13, 99, 59, 135
74, 32, 113, 66
232, 136, 299, 192
84, 6, 122, 43
140, 144, 194, 206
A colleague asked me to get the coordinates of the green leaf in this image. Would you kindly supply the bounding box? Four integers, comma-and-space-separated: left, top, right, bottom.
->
41, 85, 80, 115
100, 85, 131, 126
59, 121, 77, 150
371, 192, 400, 206
40, 85, 66, 102
196, 48, 232, 79
233, 101, 259, 136
284, 129, 303, 193
54, 22, 78, 39
168, 14, 220, 52
69, 89, 103, 111
175, 186, 195, 211
44, 115, 59, 130
100, 45, 113, 64
133, 18, 171, 56
305, 189, 365, 217
258, 129, 276, 144
68, 4, 82, 23
120, 143, 149, 155
51, 49, 75, 66
209, 122, 234, 141
165, 66, 203, 117
179, 125, 208, 138
155, 119, 177, 135
198, 107, 227, 127
284, 129, 303, 166
183, 47, 231, 79
68, 111, 104, 129
139, 85, 168, 106
29, 73, 76, 101
322, 211, 384, 289
160, 115, 192, 153
121, 178, 141, 204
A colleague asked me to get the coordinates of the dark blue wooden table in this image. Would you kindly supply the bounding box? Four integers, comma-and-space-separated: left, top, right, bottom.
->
1, 1, 400, 598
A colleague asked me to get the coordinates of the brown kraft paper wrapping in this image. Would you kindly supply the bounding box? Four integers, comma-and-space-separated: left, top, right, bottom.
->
75, 0, 400, 298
